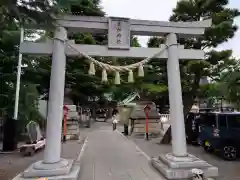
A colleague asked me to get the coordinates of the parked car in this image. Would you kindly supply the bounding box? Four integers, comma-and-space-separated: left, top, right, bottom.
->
198, 112, 240, 161
96, 109, 107, 119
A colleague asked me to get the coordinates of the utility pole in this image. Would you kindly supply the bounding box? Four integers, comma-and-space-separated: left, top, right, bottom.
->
2, 27, 24, 152
13, 27, 24, 120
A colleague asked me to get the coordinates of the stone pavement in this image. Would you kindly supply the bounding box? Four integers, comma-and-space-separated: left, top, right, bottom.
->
78, 124, 165, 180
129, 135, 240, 180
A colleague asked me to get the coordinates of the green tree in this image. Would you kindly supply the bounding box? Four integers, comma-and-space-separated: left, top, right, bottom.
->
218, 59, 240, 109
24, 0, 108, 106
0, 0, 106, 129
223, 71, 240, 109
148, 0, 239, 114
198, 83, 223, 107
0, 0, 56, 29
0, 25, 44, 131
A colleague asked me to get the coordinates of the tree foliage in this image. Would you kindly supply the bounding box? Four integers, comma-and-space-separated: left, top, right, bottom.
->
0, 0, 55, 29
218, 59, 240, 109
0, 0, 106, 129
0, 25, 44, 130
144, 0, 240, 115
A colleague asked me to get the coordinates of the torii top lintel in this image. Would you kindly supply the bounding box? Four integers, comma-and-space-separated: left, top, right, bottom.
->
20, 15, 212, 59
55, 15, 212, 37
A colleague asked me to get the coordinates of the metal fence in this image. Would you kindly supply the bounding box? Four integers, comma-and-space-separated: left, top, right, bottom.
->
159, 114, 170, 132
159, 114, 170, 122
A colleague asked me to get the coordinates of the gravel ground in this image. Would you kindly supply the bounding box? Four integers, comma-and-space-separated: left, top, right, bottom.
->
0, 133, 86, 180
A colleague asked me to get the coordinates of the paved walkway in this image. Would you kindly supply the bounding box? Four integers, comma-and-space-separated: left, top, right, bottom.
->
78, 124, 164, 180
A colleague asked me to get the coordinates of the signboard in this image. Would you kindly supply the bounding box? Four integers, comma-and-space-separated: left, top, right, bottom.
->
108, 17, 131, 50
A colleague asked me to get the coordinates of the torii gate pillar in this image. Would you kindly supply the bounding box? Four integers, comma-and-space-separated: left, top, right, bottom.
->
151, 33, 218, 179
166, 33, 187, 156
14, 27, 75, 179
44, 27, 67, 164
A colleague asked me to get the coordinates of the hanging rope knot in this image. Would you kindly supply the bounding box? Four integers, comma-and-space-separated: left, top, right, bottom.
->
165, 43, 179, 49
138, 64, 144, 77
115, 71, 121, 85
102, 69, 108, 82
88, 61, 96, 75
48, 35, 171, 84
128, 70, 134, 83
53, 36, 68, 42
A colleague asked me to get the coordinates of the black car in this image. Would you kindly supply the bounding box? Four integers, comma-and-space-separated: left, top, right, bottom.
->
199, 112, 240, 161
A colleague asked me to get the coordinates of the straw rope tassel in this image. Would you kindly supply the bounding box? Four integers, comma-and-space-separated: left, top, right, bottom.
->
115, 71, 121, 85
88, 61, 96, 75
102, 69, 108, 82
138, 64, 144, 77
128, 70, 134, 83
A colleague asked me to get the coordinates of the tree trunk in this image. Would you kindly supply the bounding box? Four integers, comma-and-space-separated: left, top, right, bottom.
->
91, 103, 97, 121
107, 107, 113, 118
155, 95, 169, 113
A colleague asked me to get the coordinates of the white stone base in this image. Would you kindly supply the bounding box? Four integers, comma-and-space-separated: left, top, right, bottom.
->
12, 159, 80, 180
151, 153, 218, 179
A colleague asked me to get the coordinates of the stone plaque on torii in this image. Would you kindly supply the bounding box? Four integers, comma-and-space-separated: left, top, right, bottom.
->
17, 15, 218, 180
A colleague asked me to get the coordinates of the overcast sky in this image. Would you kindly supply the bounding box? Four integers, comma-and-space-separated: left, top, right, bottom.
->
101, 0, 240, 58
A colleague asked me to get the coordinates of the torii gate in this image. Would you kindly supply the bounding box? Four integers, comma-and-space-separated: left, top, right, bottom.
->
18, 16, 217, 179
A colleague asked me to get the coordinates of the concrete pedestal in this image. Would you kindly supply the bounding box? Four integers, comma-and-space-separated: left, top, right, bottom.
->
23, 159, 72, 177
12, 159, 82, 180
151, 153, 218, 179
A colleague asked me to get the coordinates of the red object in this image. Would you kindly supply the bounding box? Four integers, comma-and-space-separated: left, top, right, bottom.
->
63, 105, 69, 116
144, 104, 151, 135
63, 105, 69, 139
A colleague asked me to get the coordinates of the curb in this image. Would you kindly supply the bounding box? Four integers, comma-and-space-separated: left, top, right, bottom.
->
76, 136, 88, 163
